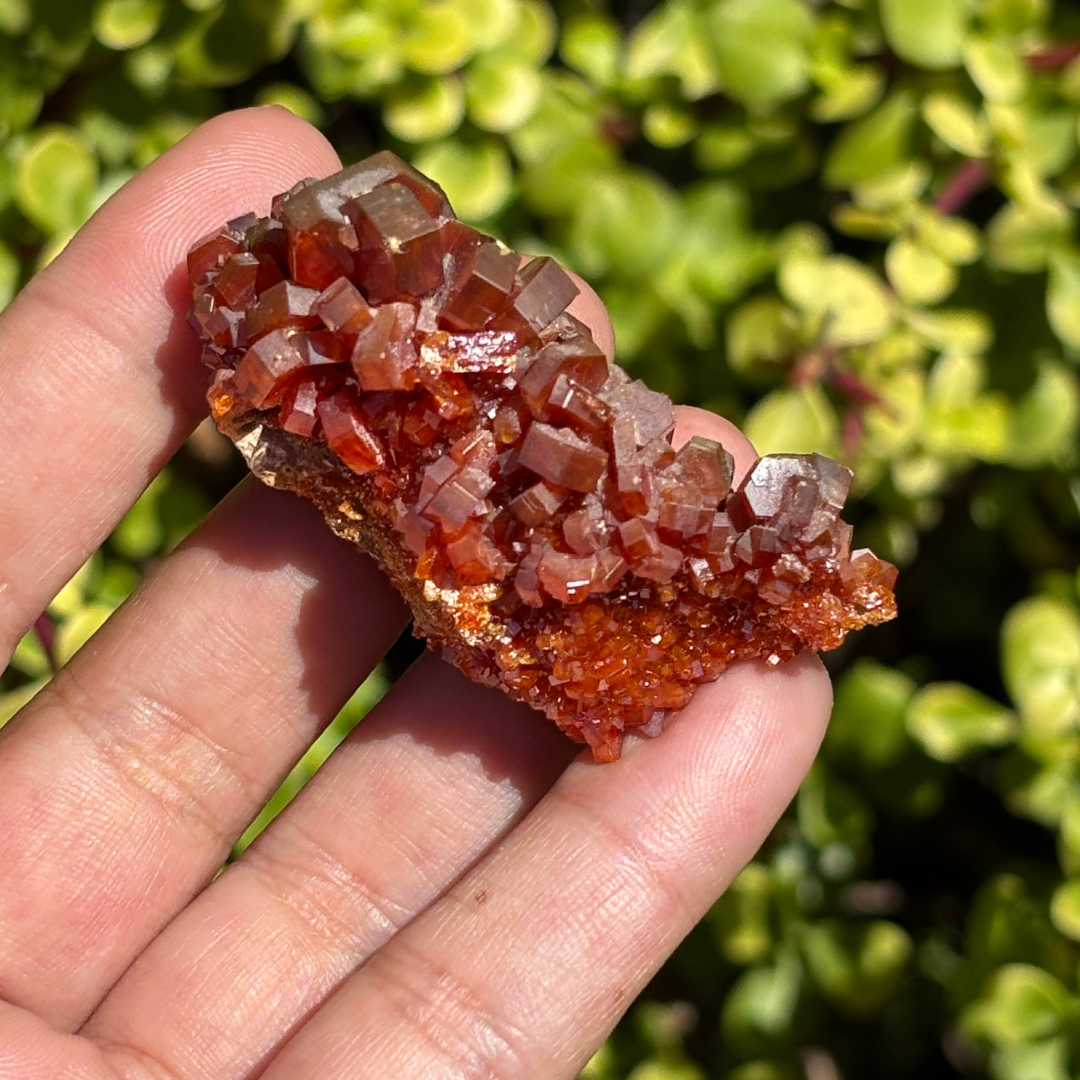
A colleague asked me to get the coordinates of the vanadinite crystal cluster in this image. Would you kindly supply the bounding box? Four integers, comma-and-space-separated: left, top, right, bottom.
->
188, 152, 897, 761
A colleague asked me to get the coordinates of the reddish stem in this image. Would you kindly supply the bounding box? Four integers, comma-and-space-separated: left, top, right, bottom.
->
829, 369, 883, 408
934, 159, 991, 216
1026, 41, 1080, 71
34, 612, 56, 669
841, 408, 865, 457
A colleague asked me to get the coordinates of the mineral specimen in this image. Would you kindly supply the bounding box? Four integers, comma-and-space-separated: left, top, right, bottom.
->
188, 152, 897, 761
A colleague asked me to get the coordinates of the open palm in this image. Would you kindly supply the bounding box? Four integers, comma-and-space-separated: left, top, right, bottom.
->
0, 108, 831, 1080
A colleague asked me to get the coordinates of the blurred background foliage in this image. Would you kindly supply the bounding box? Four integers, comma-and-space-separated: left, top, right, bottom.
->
1, 0, 1079, 1076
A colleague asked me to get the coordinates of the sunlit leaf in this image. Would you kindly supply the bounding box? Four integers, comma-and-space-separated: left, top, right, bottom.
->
414, 138, 512, 221
880, 0, 973, 70
963, 964, 1077, 1046
1001, 596, 1080, 737
907, 682, 1017, 762
744, 384, 840, 456
15, 126, 98, 235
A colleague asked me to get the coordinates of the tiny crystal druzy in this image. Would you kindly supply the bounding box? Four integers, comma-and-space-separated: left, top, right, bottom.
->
187, 152, 897, 761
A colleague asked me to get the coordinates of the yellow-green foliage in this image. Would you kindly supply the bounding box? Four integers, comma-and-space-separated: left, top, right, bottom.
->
2, 2, 1080, 1077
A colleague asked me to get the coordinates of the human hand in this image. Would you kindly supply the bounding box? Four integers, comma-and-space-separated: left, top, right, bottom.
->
0, 108, 832, 1080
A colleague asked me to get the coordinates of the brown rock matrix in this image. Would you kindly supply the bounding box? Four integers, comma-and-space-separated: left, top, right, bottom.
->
187, 152, 897, 761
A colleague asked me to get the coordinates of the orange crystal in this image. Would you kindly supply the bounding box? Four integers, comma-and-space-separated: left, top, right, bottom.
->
188, 152, 897, 761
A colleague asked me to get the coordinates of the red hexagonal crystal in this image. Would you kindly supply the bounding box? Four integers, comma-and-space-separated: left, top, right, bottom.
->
189, 152, 897, 762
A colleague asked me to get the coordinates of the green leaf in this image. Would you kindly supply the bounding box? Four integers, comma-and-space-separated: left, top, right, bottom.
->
465, 55, 541, 133
720, 948, 805, 1055
625, 1, 719, 100
830, 204, 897, 241
0, 0, 30, 35
10, 629, 51, 679
413, 138, 511, 222
852, 161, 930, 211
924, 357, 1011, 461
990, 1037, 1071, 1080
1047, 246, 1080, 351
560, 12, 620, 87
1001, 596, 1080, 737
92, 0, 165, 50
1009, 362, 1080, 466
401, 1, 474, 74
825, 91, 916, 189
0, 238, 18, 312
982, 0, 1049, 34
994, 104, 1077, 179
779, 253, 892, 345
599, 281, 668, 359
579, 1042, 617, 1080
0, 679, 48, 730
921, 91, 989, 157
963, 964, 1078, 1046
48, 556, 101, 620
810, 64, 885, 123
965, 32, 1029, 103
15, 126, 99, 235
726, 297, 798, 374
863, 368, 925, 458
919, 212, 981, 265
704, 0, 815, 110
627, 1060, 706, 1080
453, 0, 517, 51
694, 123, 756, 171
891, 453, 952, 499
383, 76, 465, 142
797, 764, 873, 851
508, 72, 597, 165
642, 102, 698, 149
907, 682, 1017, 762
827, 659, 917, 769
986, 199, 1073, 273
1049, 880, 1080, 941
714, 864, 774, 965
254, 83, 324, 126
111, 474, 166, 561
54, 603, 115, 667
904, 307, 993, 353
880, 0, 973, 71
679, 181, 769, 302
519, 131, 616, 216
801, 919, 913, 1014
885, 237, 957, 306
496, 0, 555, 64
744, 384, 839, 457
569, 169, 680, 280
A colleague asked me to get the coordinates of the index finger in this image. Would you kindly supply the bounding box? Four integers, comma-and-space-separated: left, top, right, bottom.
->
0, 106, 341, 665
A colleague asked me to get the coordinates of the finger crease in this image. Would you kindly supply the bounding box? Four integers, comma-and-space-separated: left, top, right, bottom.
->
48, 665, 253, 849
551, 783, 694, 932
243, 818, 413, 951
370, 935, 540, 1080
92, 1034, 186, 1080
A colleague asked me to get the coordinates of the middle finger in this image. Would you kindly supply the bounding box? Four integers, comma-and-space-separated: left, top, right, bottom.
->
0, 479, 405, 1029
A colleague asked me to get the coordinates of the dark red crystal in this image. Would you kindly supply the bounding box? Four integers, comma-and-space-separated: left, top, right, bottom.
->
189, 153, 897, 762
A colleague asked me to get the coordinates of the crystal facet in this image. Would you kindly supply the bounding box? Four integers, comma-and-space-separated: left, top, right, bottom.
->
189, 153, 898, 762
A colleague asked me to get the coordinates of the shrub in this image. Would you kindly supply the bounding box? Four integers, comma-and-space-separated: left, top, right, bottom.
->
2, 1, 1079, 1076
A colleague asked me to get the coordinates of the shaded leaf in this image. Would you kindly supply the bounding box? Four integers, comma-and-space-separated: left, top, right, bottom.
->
704, 0, 814, 110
